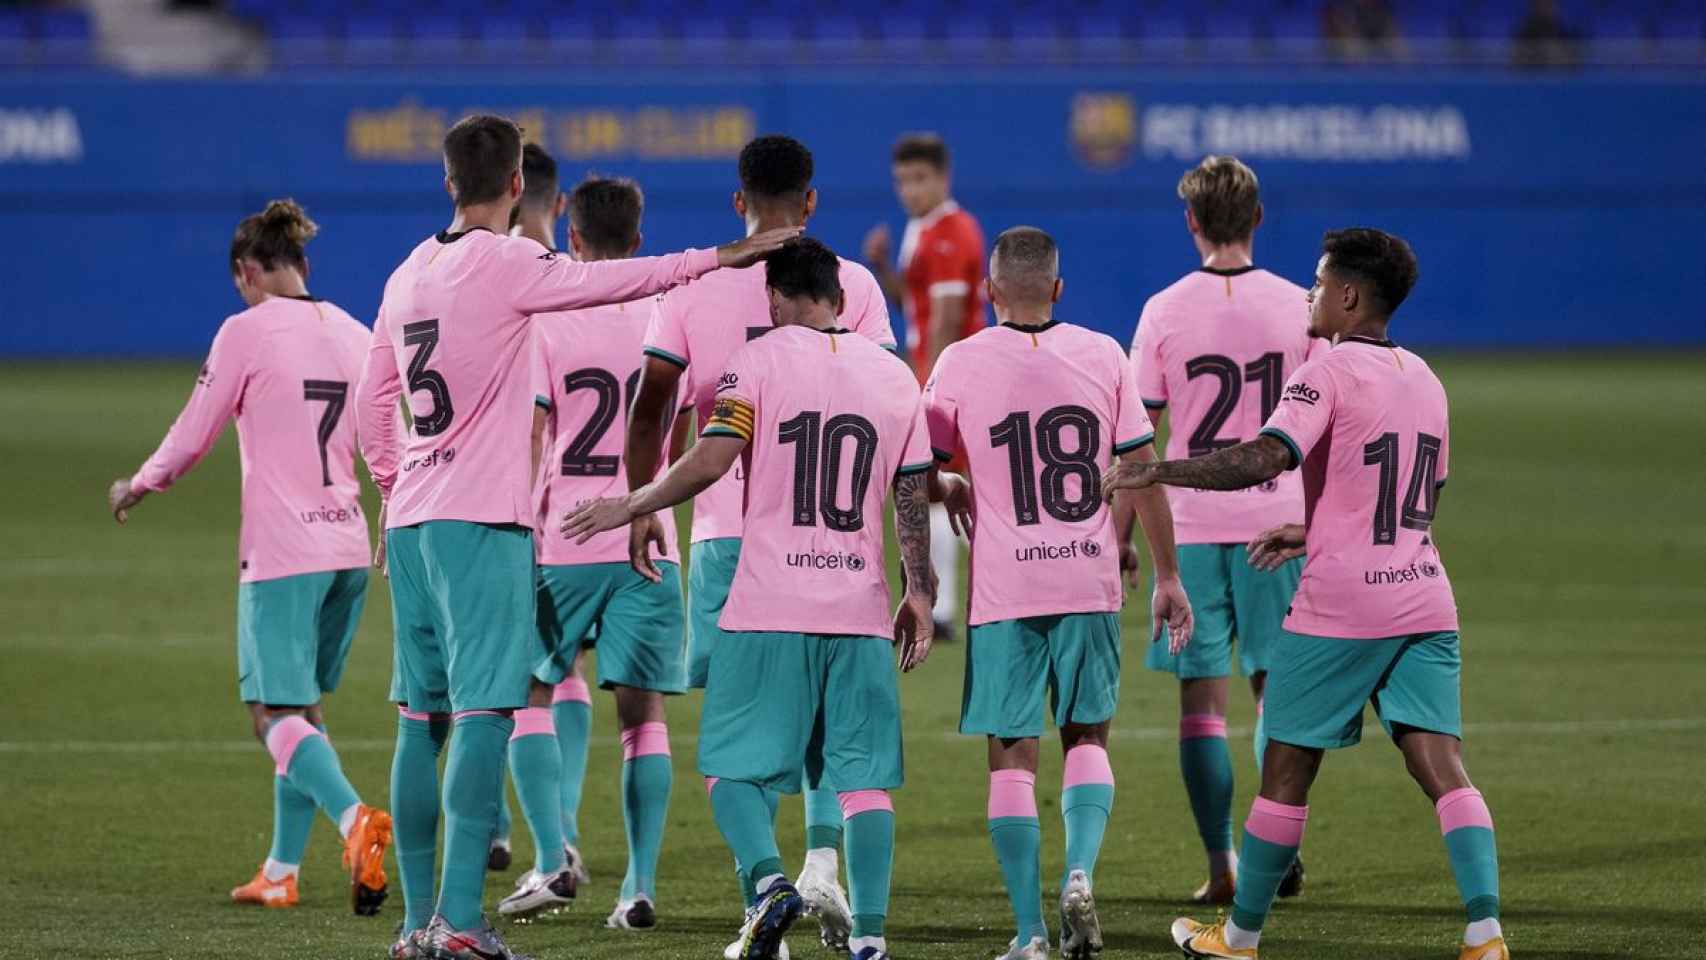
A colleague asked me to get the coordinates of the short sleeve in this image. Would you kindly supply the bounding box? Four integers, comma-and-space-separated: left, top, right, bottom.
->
1258, 356, 1339, 470
700, 344, 759, 443
897, 395, 934, 477
844, 264, 898, 349
1131, 299, 1168, 408
921, 349, 961, 463
642, 292, 690, 370
529, 327, 553, 411
1111, 344, 1156, 455
922, 225, 974, 299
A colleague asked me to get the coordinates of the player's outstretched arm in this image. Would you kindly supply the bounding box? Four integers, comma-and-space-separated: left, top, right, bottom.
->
563, 435, 744, 579
1102, 434, 1291, 498
510, 227, 802, 317
892, 471, 937, 672
114, 327, 248, 524
1115, 445, 1194, 654
624, 358, 685, 580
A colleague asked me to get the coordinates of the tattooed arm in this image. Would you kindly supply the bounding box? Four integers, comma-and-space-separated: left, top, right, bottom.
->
1103, 434, 1292, 497
892, 470, 937, 671
1114, 445, 1195, 653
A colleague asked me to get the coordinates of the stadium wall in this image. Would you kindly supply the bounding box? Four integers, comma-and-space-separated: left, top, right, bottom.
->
2, 68, 1702, 356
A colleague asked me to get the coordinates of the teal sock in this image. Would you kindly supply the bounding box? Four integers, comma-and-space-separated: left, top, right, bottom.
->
1437, 789, 1501, 923
553, 698, 591, 848
734, 786, 783, 906
392, 712, 448, 934
1061, 783, 1115, 886
279, 729, 361, 830
1231, 833, 1297, 931
712, 780, 785, 896
509, 708, 567, 874
989, 818, 1045, 941
620, 754, 673, 900
804, 787, 845, 853
268, 775, 315, 866
437, 713, 513, 931
843, 805, 894, 939
494, 765, 511, 846
1180, 730, 1236, 858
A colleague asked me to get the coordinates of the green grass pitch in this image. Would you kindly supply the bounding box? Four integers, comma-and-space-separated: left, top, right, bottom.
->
2, 354, 1703, 960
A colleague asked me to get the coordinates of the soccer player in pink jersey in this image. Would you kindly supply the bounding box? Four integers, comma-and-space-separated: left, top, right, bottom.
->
107, 200, 392, 916
356, 115, 796, 960
566, 238, 936, 960
923, 227, 1193, 960
496, 166, 695, 929
1108, 230, 1507, 960
628, 134, 895, 951
1130, 156, 1318, 905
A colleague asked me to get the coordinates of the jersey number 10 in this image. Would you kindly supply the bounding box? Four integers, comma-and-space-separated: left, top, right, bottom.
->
779, 410, 878, 533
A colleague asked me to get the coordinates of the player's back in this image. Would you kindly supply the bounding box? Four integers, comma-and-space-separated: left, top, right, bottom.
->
376, 228, 545, 528
714, 325, 929, 638
1132, 267, 1316, 543
927, 321, 1151, 624
227, 295, 371, 580
532, 300, 682, 565
1265, 336, 1456, 638
644, 255, 894, 542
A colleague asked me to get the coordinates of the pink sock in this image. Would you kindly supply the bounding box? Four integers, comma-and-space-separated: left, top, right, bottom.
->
510, 706, 555, 740
552, 677, 592, 705
621, 721, 670, 760
988, 769, 1038, 819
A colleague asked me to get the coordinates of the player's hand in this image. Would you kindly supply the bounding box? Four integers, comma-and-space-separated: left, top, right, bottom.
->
626, 512, 667, 584
1151, 574, 1194, 656
562, 496, 636, 544
717, 226, 804, 269
862, 223, 892, 266
372, 504, 389, 579
893, 591, 935, 672
108, 477, 144, 525
939, 472, 974, 538
1118, 542, 1142, 592
1247, 523, 1307, 572
1102, 459, 1158, 500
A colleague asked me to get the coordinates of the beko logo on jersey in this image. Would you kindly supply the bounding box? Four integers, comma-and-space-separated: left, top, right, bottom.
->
1283, 382, 1320, 405
402, 447, 457, 472
716, 372, 740, 394
1015, 539, 1104, 563
1364, 561, 1442, 586
300, 505, 361, 525
786, 551, 866, 572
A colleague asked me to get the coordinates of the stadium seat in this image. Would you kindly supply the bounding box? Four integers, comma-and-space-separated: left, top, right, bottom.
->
343, 15, 404, 63
745, 16, 797, 58
1071, 14, 1131, 59
678, 16, 735, 58
809, 17, 867, 58
267, 14, 338, 63
877, 15, 929, 59
544, 16, 598, 58
476, 16, 534, 61
1136, 13, 1194, 60
1656, 14, 1705, 59
1201, 11, 1258, 60
944, 15, 998, 60
411, 15, 467, 60
1265, 10, 1322, 59
33, 9, 94, 63
1010, 14, 1066, 61
0, 11, 26, 63
612, 17, 668, 57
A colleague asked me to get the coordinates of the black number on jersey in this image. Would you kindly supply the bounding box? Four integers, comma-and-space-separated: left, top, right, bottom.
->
989, 405, 1102, 525
1183, 352, 1285, 457
402, 319, 454, 437
777, 410, 879, 532
560, 367, 642, 478
302, 379, 347, 487
1362, 431, 1442, 545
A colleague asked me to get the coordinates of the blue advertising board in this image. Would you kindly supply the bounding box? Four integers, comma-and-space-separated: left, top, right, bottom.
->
2, 68, 1702, 356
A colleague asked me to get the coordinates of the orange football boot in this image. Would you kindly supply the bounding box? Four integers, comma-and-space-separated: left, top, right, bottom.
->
341, 803, 393, 916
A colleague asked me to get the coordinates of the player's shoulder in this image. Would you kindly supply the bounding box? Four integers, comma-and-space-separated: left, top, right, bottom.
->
836, 256, 881, 291
1251, 267, 1308, 296
945, 205, 985, 242
1142, 270, 1208, 313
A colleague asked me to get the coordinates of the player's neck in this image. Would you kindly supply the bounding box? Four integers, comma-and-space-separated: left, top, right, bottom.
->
446, 201, 514, 239
998, 310, 1054, 330
259, 271, 309, 300
1198, 241, 1254, 272
511, 214, 558, 252
1343, 318, 1392, 343
746, 213, 803, 238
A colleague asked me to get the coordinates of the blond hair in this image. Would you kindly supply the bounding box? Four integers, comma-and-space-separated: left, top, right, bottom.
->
1177, 155, 1261, 246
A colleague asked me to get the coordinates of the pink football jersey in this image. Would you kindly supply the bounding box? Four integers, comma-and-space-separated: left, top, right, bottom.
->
924, 321, 1154, 625
1259, 336, 1458, 639
356, 228, 717, 530
1131, 267, 1321, 544
704, 325, 931, 638
642, 256, 896, 544
130, 296, 371, 582
529, 300, 688, 566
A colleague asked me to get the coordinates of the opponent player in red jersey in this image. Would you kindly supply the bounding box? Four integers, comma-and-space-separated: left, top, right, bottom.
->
863, 132, 987, 641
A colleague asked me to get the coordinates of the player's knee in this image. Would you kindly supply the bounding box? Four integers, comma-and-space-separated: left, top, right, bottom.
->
1059, 721, 1109, 751
526, 678, 554, 708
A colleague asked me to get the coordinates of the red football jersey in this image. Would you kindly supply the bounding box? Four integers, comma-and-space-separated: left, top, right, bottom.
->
900, 200, 987, 381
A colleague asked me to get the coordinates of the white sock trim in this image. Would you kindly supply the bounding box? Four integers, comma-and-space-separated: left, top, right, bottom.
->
848, 935, 887, 954
803, 846, 839, 874
1225, 918, 1260, 950
336, 804, 359, 839
1464, 918, 1503, 947
262, 858, 299, 882
754, 873, 786, 897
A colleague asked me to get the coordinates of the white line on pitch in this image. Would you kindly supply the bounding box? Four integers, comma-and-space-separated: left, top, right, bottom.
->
1, 715, 1701, 754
